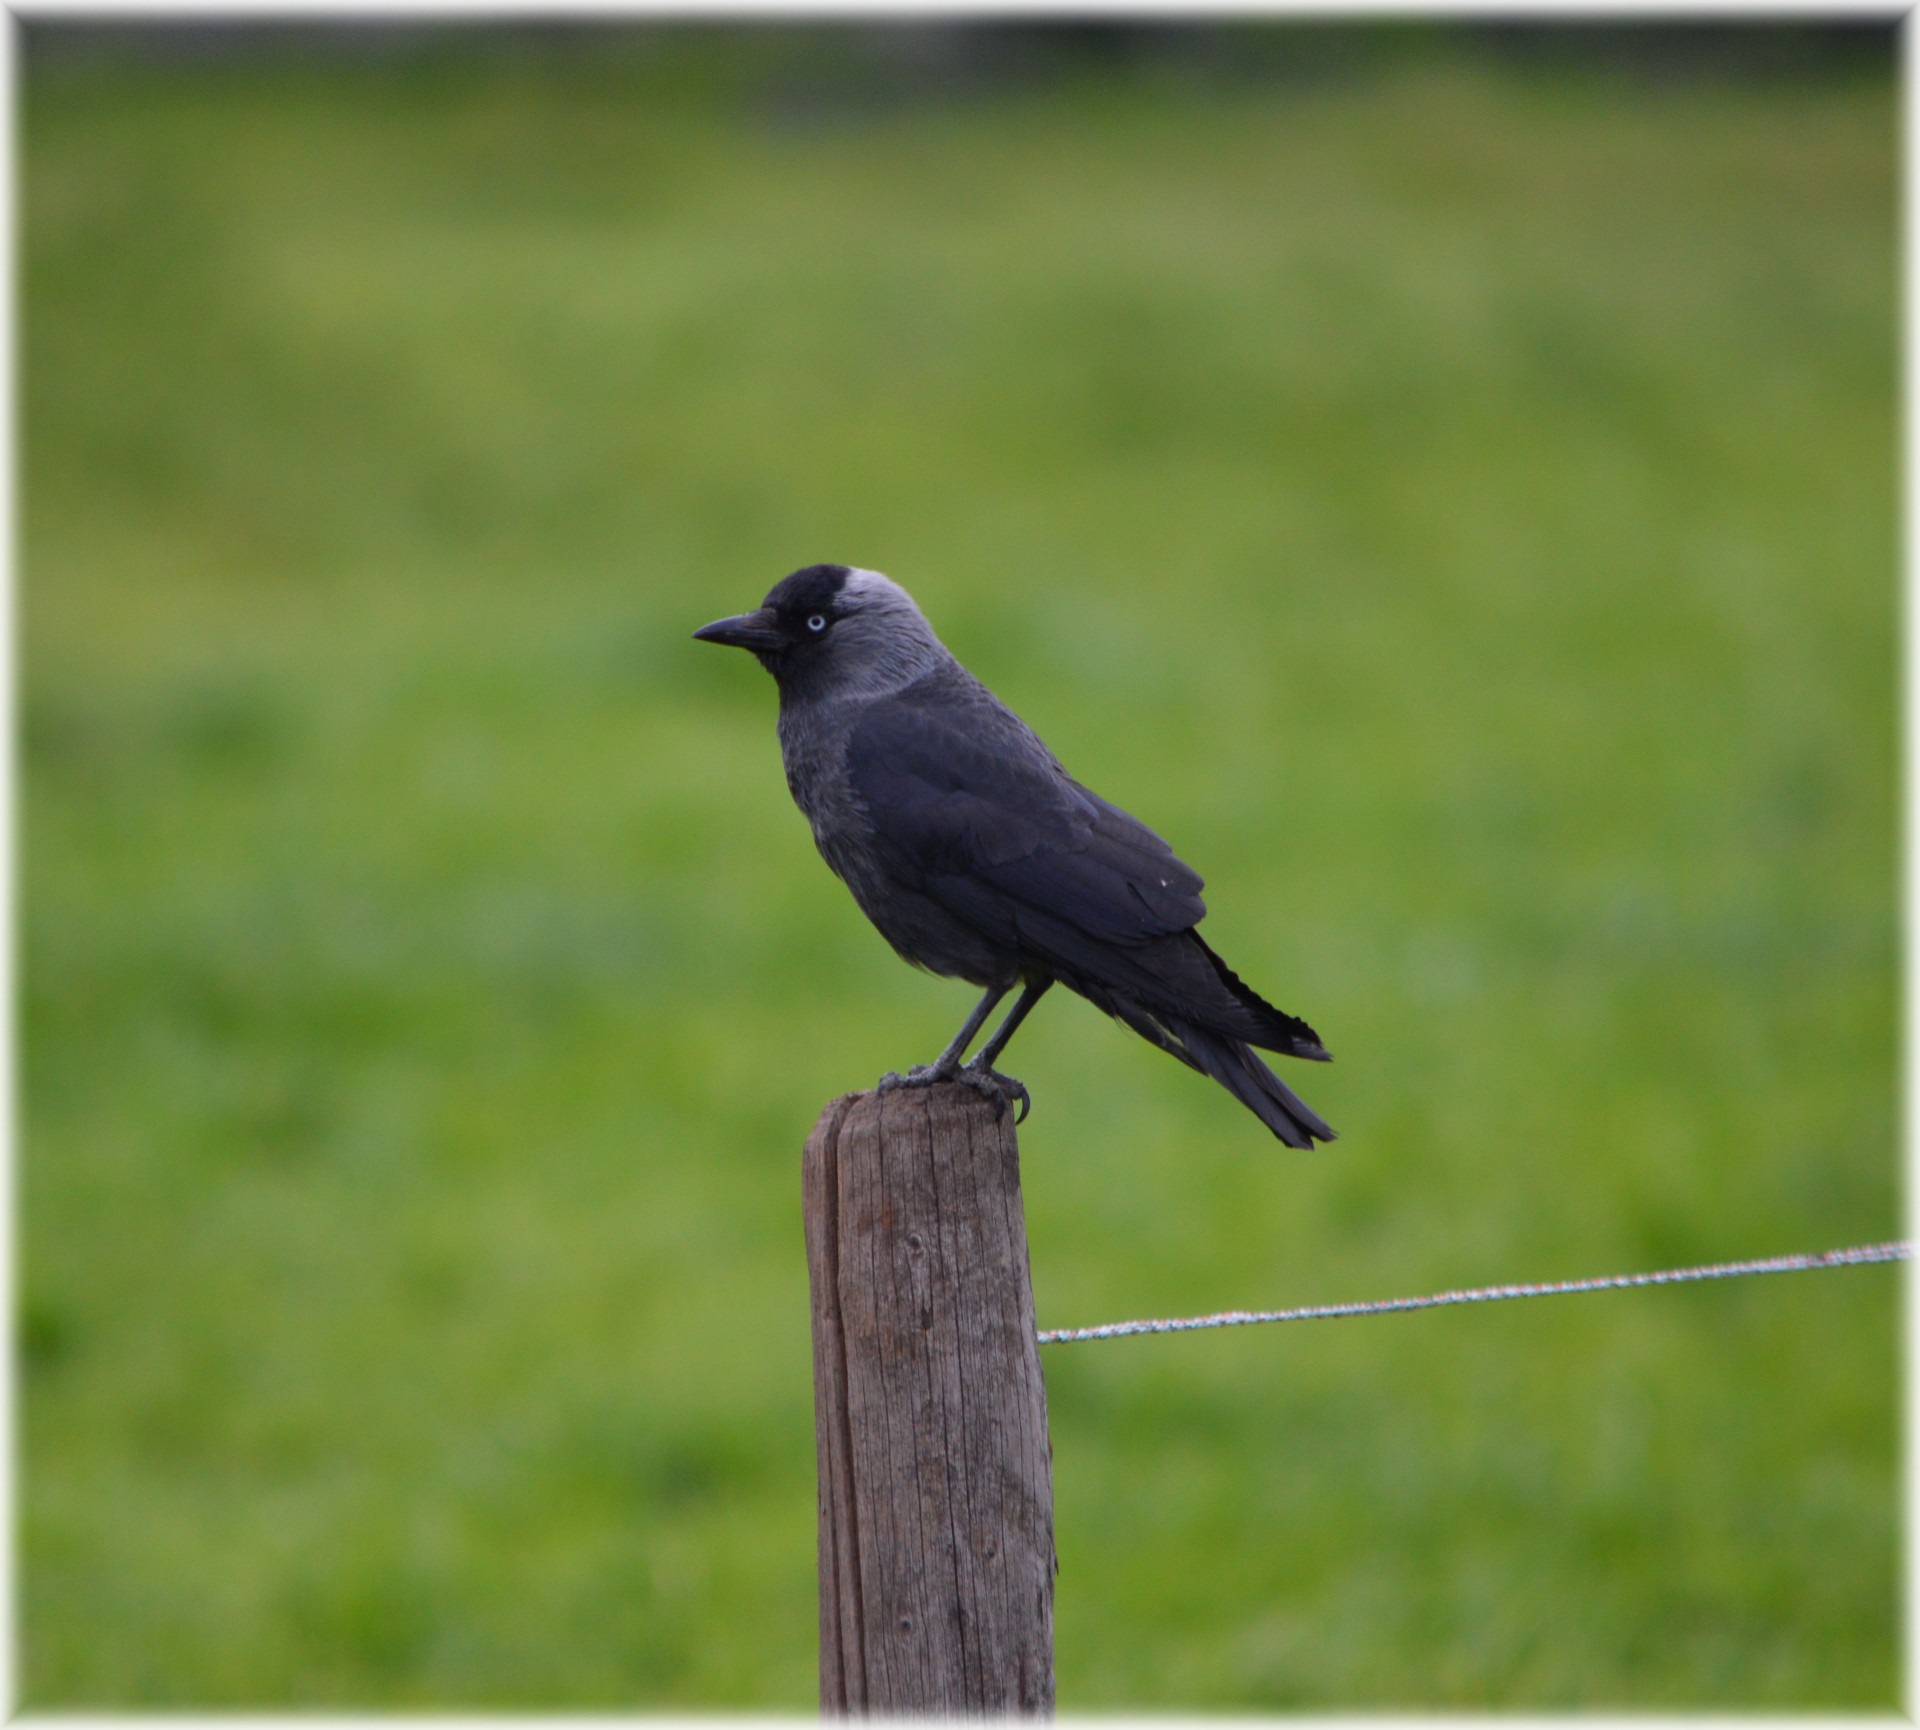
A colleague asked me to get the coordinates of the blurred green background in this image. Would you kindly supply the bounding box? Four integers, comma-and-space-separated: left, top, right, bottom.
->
21, 21, 1898, 1709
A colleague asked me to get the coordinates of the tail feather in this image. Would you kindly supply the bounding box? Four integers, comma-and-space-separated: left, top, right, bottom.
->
1109, 1001, 1337, 1149
1192, 933, 1331, 1061
1202, 1027, 1338, 1148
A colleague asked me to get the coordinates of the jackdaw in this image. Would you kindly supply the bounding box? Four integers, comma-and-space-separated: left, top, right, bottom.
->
694, 564, 1335, 1147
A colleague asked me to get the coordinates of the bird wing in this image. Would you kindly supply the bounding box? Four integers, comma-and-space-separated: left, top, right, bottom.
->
845, 675, 1206, 949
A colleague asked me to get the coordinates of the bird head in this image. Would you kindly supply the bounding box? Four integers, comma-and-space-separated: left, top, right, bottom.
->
694, 565, 946, 699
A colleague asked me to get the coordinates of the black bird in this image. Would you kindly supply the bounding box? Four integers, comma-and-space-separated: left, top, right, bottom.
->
694, 564, 1335, 1147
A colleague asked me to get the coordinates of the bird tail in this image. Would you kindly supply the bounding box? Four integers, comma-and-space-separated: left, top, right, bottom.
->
1111, 1004, 1337, 1149
1192, 933, 1332, 1061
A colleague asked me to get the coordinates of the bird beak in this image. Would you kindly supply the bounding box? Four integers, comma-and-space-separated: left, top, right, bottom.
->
693, 607, 785, 652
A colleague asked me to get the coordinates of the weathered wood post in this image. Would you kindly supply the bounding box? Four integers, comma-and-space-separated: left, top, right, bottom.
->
803, 1082, 1056, 1714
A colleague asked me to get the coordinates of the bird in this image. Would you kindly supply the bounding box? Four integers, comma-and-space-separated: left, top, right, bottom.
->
694, 564, 1336, 1147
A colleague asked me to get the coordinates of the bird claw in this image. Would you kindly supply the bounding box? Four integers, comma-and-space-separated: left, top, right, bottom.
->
874, 1061, 1030, 1123
875, 1062, 953, 1096
958, 1063, 1031, 1124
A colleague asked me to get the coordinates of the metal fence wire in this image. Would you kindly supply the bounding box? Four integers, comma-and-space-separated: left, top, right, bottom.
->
1037, 1240, 1908, 1345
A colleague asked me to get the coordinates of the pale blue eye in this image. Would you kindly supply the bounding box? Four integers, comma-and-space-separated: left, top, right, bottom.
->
808, 614, 828, 633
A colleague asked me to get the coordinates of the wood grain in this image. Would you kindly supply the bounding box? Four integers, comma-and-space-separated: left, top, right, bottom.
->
804, 1083, 1055, 1714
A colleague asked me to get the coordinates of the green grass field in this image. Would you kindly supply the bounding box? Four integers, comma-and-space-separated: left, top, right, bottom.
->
22, 32, 1898, 1707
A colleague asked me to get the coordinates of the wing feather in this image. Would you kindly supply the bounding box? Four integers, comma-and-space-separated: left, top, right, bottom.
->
845, 678, 1206, 948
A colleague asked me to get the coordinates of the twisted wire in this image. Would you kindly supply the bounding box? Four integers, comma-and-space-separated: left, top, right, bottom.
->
1037, 1241, 1908, 1345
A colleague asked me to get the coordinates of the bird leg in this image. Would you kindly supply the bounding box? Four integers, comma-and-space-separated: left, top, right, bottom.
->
957, 980, 1053, 1123
876, 984, 1007, 1097
969, 979, 1051, 1070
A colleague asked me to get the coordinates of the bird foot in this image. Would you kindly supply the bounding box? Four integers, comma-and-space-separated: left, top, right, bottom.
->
875, 1062, 956, 1096
957, 1062, 1031, 1124
873, 1060, 1030, 1123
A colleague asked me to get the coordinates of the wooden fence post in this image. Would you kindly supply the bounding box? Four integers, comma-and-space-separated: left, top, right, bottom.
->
803, 1082, 1056, 1715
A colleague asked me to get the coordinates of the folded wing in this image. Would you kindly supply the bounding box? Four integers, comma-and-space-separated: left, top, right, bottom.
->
847, 677, 1205, 946
847, 675, 1328, 1065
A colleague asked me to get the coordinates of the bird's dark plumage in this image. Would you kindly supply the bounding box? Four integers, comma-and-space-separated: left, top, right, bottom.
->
694, 565, 1335, 1147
